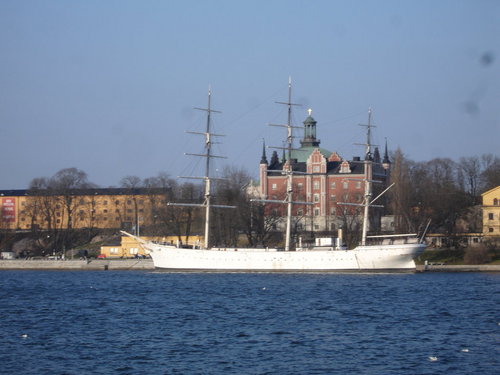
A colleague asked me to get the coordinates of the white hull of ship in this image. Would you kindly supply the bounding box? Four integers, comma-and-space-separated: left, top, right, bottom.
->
143, 242, 425, 272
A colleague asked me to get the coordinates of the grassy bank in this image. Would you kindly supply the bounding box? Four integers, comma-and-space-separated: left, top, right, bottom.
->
416, 247, 500, 265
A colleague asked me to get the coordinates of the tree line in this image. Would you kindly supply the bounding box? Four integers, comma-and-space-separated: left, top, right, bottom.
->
389, 152, 500, 237
1, 151, 499, 256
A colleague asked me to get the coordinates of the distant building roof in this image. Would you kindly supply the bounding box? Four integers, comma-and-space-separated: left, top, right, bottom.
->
0, 187, 170, 197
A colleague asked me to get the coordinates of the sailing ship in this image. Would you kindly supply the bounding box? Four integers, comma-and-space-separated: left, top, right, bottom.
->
123, 82, 426, 271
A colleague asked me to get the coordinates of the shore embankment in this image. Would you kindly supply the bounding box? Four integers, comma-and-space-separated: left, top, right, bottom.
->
1, 259, 500, 271
0, 259, 154, 270
416, 264, 500, 272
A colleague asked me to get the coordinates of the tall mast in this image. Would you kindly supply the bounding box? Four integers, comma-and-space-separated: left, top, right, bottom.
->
358, 108, 375, 245
340, 108, 390, 246
274, 76, 300, 162
171, 87, 235, 249
203, 88, 213, 249
268, 78, 303, 251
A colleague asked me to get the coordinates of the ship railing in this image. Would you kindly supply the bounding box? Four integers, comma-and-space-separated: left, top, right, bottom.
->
366, 233, 419, 245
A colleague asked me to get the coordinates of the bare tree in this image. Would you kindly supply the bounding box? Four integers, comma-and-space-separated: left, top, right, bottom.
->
480, 154, 500, 192
459, 156, 481, 204
120, 175, 142, 189
49, 168, 93, 230
142, 172, 177, 234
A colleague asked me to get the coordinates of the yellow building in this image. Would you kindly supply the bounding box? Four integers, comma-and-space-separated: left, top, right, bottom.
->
100, 235, 203, 258
482, 186, 500, 237
0, 188, 168, 231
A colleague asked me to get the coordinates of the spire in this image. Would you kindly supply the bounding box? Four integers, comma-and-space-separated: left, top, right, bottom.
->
373, 147, 381, 163
382, 138, 391, 170
270, 150, 280, 168
260, 139, 268, 164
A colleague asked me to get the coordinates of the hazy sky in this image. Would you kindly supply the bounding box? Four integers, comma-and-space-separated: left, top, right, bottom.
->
0, 0, 498, 189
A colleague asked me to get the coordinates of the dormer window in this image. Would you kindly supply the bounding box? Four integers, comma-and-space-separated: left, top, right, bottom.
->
340, 160, 351, 173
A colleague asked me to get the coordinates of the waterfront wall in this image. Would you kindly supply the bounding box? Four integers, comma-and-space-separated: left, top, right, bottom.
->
1, 260, 499, 272
0, 259, 154, 270
416, 264, 500, 272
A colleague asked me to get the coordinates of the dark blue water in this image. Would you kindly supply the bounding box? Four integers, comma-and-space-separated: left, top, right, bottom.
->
0, 271, 498, 375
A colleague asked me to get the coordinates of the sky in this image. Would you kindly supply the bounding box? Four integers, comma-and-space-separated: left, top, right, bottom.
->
0, 0, 498, 189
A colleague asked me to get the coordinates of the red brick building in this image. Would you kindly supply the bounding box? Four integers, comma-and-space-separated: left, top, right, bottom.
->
258, 111, 391, 233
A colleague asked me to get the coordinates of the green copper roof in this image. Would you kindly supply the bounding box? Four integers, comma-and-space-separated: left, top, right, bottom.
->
289, 146, 332, 163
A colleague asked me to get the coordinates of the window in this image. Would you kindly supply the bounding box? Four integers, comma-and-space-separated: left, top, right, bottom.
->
115, 200, 120, 205
79, 199, 85, 205
313, 165, 320, 172
489, 213, 494, 220
129, 248, 139, 255
313, 181, 319, 190
79, 210, 84, 215
494, 198, 499, 206
115, 209, 120, 213
127, 209, 133, 213
297, 183, 303, 191
138, 200, 144, 205
343, 181, 348, 189
314, 224, 320, 230
314, 194, 319, 202
272, 183, 277, 190
127, 200, 132, 205
297, 208, 303, 216
330, 207, 336, 215
103, 209, 108, 213
330, 182, 336, 189
110, 247, 119, 254
330, 194, 336, 201
103, 200, 108, 205
314, 208, 320, 216
489, 228, 494, 233
356, 181, 361, 189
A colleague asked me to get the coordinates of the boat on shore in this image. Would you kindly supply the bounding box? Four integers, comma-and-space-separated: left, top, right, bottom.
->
123, 83, 425, 271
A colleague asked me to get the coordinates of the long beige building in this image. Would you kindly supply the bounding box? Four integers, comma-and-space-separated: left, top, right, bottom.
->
0, 188, 169, 231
